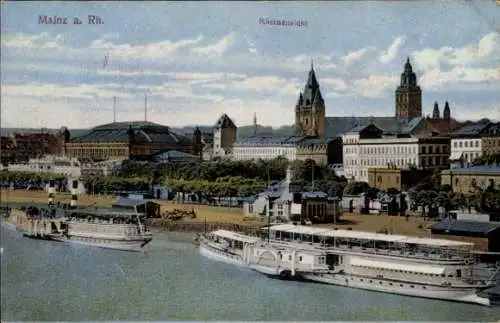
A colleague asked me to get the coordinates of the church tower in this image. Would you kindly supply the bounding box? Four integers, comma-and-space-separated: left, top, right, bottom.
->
432, 101, 440, 119
295, 62, 326, 137
395, 58, 422, 118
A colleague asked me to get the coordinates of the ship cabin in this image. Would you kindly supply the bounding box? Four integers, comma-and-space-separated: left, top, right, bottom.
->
207, 229, 261, 250
65, 209, 148, 226
265, 224, 475, 262
112, 198, 161, 218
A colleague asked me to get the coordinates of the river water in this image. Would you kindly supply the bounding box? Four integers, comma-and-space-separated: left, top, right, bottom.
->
1, 224, 499, 321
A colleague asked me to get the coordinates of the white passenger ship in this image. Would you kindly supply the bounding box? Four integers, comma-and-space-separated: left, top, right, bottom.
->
19, 204, 153, 252
199, 230, 330, 279
199, 225, 497, 306
265, 224, 497, 306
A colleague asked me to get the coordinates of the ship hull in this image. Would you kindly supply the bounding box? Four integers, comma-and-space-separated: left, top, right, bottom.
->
302, 273, 491, 306
53, 235, 153, 252
199, 242, 247, 268
22, 233, 152, 252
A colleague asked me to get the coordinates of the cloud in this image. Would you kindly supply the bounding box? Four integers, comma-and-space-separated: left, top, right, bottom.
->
2, 32, 65, 49
191, 33, 234, 57
419, 67, 500, 90
412, 32, 500, 73
352, 75, 399, 98
2, 29, 499, 128
340, 47, 375, 65
379, 36, 406, 64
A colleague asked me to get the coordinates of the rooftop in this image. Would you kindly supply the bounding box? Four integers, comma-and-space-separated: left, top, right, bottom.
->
325, 116, 423, 137
431, 219, 500, 236
70, 121, 191, 145
449, 120, 492, 137
442, 165, 500, 174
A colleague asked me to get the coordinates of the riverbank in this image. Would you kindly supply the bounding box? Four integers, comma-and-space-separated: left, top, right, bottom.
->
0, 189, 256, 225
1, 190, 436, 236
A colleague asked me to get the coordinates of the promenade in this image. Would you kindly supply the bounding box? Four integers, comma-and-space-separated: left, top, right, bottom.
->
0, 189, 436, 236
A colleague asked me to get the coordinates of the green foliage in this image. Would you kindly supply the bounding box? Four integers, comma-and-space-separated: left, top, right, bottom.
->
0, 170, 66, 182
408, 172, 500, 215
472, 153, 500, 166
343, 181, 369, 196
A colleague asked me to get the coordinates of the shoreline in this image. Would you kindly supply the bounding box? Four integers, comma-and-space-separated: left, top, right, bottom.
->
1, 189, 436, 236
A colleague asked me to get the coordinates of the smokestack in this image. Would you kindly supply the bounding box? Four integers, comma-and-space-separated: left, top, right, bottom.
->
48, 179, 56, 205
144, 93, 148, 121
70, 180, 79, 207
113, 96, 117, 123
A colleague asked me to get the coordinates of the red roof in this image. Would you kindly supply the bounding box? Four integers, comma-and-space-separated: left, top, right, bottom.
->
425, 118, 461, 135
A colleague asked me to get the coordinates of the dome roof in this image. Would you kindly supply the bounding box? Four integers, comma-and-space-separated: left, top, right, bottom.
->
71, 121, 191, 145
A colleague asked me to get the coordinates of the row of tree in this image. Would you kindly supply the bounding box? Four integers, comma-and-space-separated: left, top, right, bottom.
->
408, 173, 500, 215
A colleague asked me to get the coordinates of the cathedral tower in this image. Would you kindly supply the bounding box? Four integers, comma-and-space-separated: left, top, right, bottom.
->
295, 62, 325, 137
432, 101, 440, 119
395, 58, 422, 118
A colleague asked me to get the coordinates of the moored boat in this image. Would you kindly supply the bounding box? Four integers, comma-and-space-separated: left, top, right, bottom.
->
18, 205, 153, 252
265, 224, 497, 306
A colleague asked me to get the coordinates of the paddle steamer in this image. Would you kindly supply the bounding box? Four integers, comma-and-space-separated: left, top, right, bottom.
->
17, 203, 153, 252
264, 224, 497, 306
199, 224, 497, 306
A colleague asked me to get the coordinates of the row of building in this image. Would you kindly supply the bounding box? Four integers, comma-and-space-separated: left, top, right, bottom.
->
2, 58, 499, 194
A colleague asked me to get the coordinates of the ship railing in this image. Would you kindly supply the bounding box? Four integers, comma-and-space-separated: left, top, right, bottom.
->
270, 239, 472, 263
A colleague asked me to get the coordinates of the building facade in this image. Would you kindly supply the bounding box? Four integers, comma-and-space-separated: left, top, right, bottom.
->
232, 136, 304, 161
65, 121, 195, 161
449, 121, 491, 167
212, 114, 238, 158
368, 168, 433, 191
0, 131, 66, 164
342, 124, 450, 182
441, 165, 500, 194
481, 122, 500, 157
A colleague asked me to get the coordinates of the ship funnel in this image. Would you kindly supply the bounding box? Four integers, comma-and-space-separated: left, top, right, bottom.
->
48, 180, 56, 205
70, 180, 79, 207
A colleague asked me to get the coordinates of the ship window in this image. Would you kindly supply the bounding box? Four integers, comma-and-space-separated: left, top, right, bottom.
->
441, 274, 445, 277
360, 279, 364, 282
369, 280, 373, 283
289, 256, 292, 261
389, 283, 393, 286
422, 286, 426, 289
379, 281, 382, 285
299, 256, 303, 261
400, 284, 404, 287
410, 285, 415, 288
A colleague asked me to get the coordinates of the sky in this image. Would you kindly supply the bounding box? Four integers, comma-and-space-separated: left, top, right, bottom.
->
1, 1, 500, 129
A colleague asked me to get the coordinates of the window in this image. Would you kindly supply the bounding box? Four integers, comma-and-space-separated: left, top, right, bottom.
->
299, 256, 303, 261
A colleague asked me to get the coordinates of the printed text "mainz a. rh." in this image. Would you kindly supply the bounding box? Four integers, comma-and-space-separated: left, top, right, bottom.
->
39, 15, 104, 25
